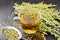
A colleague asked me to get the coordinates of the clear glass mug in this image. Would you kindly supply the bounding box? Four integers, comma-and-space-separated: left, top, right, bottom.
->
13, 12, 41, 34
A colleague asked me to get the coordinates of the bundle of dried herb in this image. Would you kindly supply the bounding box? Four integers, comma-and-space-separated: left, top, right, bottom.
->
14, 2, 60, 40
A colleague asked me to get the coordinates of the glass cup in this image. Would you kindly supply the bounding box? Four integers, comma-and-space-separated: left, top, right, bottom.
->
18, 12, 41, 34
13, 12, 45, 40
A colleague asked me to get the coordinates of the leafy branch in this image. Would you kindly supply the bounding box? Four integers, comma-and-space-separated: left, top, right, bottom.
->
14, 2, 60, 40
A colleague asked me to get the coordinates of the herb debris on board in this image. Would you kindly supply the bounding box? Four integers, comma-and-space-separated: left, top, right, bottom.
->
14, 2, 60, 40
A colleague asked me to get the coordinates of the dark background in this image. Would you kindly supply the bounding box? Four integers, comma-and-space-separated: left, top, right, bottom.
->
0, 0, 60, 40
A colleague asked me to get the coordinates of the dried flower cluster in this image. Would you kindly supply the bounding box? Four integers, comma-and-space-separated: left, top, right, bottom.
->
14, 2, 60, 40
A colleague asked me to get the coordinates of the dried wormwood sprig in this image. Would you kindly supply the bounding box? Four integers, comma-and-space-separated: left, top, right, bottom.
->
14, 2, 60, 40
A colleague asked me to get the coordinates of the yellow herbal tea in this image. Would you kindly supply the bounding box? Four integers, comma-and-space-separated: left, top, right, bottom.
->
19, 13, 40, 34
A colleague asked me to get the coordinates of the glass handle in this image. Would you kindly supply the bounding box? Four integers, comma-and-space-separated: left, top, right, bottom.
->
13, 16, 20, 27
13, 16, 20, 21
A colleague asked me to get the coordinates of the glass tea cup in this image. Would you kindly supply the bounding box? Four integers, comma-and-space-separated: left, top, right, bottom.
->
18, 12, 41, 34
